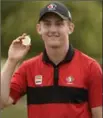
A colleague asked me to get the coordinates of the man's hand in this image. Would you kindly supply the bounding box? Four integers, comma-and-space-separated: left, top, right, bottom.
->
8, 33, 31, 62
1, 33, 31, 107
91, 106, 102, 118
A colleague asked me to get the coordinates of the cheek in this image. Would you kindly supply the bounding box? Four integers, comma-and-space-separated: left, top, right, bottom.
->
40, 25, 48, 33
60, 28, 69, 36
40, 28, 48, 41
41, 31, 48, 38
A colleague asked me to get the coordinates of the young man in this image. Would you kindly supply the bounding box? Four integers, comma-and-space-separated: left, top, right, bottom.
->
1, 2, 102, 118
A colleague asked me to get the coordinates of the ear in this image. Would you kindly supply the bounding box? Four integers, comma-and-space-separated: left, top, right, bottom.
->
36, 24, 42, 35
68, 22, 75, 35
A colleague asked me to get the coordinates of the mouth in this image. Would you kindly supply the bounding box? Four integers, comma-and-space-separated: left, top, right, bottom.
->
48, 35, 60, 38
49, 37, 60, 41
47, 33, 60, 37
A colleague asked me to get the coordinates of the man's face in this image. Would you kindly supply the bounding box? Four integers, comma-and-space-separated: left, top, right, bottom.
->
37, 13, 73, 48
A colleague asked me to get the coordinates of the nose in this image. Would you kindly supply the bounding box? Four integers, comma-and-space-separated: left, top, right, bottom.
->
49, 25, 57, 33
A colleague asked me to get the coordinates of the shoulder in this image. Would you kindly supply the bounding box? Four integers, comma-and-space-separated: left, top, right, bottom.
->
74, 49, 101, 71
75, 49, 97, 64
21, 52, 43, 68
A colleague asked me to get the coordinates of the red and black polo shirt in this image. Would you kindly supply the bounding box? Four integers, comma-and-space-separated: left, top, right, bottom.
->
10, 45, 102, 118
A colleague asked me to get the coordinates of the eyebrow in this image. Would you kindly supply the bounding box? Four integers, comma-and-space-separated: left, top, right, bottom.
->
42, 19, 51, 22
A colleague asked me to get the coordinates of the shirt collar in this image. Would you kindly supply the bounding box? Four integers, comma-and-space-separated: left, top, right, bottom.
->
42, 44, 75, 66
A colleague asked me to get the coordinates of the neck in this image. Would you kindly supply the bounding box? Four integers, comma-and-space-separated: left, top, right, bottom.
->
46, 45, 69, 65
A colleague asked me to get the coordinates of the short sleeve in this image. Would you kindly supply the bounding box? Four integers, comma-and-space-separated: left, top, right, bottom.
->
10, 62, 27, 104
88, 61, 102, 108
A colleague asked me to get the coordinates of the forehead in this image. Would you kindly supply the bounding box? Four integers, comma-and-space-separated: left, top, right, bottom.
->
40, 12, 63, 21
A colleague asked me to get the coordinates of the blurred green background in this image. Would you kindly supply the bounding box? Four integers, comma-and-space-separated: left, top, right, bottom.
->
1, 1, 102, 118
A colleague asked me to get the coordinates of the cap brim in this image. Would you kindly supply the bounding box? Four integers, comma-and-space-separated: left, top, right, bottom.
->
39, 11, 68, 21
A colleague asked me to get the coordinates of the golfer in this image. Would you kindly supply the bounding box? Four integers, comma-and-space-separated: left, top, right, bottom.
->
1, 2, 102, 118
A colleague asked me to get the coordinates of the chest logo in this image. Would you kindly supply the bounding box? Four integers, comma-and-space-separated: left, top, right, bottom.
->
66, 76, 74, 84
35, 75, 42, 85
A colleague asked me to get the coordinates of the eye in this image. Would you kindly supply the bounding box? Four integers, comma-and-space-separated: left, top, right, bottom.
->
56, 22, 64, 26
44, 22, 51, 27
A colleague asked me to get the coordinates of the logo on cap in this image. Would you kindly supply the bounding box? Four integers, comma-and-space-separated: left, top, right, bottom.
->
47, 4, 57, 11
